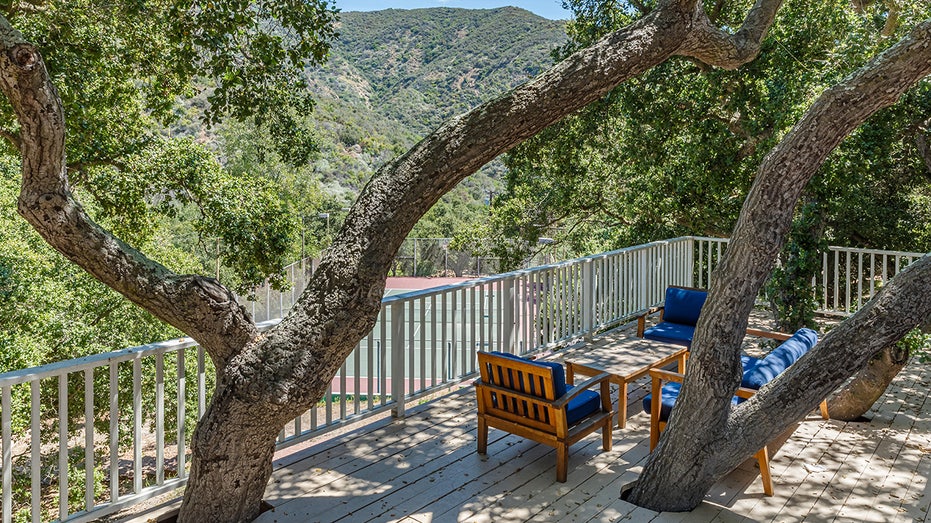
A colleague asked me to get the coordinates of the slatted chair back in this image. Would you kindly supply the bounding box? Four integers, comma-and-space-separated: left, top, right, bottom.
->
474, 351, 614, 483
477, 352, 562, 434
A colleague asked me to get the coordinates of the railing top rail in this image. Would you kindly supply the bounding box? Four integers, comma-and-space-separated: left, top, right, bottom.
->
0, 319, 281, 388
825, 245, 927, 258
381, 236, 695, 304
686, 236, 730, 242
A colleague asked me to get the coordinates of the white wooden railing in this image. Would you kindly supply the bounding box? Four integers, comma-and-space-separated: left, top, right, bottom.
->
819, 246, 925, 315
0, 236, 925, 522
689, 239, 926, 315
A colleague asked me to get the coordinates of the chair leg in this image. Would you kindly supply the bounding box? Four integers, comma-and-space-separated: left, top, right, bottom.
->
602, 419, 613, 451
819, 399, 830, 419
649, 377, 661, 451
556, 443, 568, 483
477, 416, 488, 454
755, 446, 773, 496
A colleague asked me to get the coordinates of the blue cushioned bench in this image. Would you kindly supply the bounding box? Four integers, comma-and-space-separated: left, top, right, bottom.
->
641, 328, 829, 496
475, 351, 614, 482
636, 286, 708, 347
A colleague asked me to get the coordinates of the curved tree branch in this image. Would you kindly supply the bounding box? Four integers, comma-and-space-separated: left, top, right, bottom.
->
0, 18, 256, 371
0, 127, 19, 150
678, 0, 784, 69
723, 254, 931, 474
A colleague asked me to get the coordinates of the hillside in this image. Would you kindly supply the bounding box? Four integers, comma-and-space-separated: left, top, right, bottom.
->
306, 7, 567, 191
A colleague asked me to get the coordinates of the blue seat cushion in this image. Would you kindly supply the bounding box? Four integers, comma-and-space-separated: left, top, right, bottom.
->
642, 382, 681, 421
741, 328, 818, 390
662, 287, 708, 326
566, 390, 602, 425
643, 322, 695, 347
643, 382, 741, 422
487, 351, 567, 397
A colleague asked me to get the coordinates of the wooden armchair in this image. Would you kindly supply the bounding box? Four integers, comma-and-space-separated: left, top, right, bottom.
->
643, 328, 830, 496
475, 351, 614, 482
636, 286, 708, 347
646, 365, 777, 495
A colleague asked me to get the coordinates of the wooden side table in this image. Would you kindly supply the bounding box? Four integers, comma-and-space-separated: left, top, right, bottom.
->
565, 339, 686, 428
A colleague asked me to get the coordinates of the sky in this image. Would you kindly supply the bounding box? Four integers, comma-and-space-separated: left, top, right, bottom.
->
333, 0, 572, 20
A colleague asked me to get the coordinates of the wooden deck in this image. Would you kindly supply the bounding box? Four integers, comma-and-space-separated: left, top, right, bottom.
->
255, 332, 931, 523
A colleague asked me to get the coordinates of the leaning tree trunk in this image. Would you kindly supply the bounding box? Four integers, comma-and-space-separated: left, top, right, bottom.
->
628, 19, 931, 512
827, 344, 909, 421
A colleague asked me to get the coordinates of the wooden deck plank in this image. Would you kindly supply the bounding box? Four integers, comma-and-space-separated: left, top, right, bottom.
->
796, 421, 872, 522
861, 364, 931, 522
490, 426, 654, 522
330, 419, 544, 522
761, 421, 840, 521
444, 430, 617, 521
265, 408, 475, 507
894, 368, 931, 522
830, 363, 924, 523
368, 430, 558, 522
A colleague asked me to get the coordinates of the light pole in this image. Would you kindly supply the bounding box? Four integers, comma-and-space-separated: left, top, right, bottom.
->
318, 212, 330, 240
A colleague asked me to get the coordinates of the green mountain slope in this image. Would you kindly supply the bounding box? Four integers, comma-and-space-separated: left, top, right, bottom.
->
306, 7, 567, 191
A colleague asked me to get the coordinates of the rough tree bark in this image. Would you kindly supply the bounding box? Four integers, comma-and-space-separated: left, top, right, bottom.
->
629, 20, 931, 511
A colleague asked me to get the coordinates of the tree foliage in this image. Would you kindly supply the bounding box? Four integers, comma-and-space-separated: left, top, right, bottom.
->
477, 0, 931, 270
0, 0, 338, 287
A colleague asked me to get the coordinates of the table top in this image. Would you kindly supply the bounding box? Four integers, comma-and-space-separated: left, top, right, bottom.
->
563, 337, 686, 381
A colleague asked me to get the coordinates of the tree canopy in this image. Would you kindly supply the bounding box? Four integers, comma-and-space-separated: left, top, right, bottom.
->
471, 0, 931, 269
0, 0, 339, 292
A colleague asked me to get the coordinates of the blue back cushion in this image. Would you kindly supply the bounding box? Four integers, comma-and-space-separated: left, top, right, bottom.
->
643, 322, 696, 347
662, 287, 708, 326
741, 328, 818, 389
488, 351, 567, 397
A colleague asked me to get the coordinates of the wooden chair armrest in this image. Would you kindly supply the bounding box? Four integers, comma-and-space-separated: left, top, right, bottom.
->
735, 386, 758, 399
648, 368, 684, 384
636, 306, 665, 337
745, 328, 792, 341
552, 372, 612, 409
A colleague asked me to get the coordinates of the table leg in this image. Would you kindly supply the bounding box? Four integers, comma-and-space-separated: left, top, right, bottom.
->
618, 381, 628, 429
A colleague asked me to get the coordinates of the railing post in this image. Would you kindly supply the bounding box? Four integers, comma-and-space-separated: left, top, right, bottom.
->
391, 301, 406, 418
582, 259, 594, 342
639, 249, 648, 311
685, 238, 695, 288
503, 278, 516, 353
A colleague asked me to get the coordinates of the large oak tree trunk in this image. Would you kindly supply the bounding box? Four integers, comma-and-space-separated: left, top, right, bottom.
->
827, 344, 909, 421
179, 392, 282, 522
